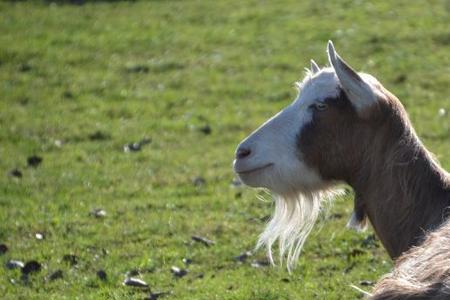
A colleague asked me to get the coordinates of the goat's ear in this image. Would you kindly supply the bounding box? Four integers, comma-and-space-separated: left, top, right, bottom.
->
310, 59, 320, 74
327, 41, 376, 112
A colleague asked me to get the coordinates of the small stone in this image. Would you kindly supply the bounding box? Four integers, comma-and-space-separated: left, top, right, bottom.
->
27, 155, 42, 167
123, 277, 149, 288
6, 260, 24, 269
170, 266, 188, 278
63, 254, 78, 266
48, 269, 63, 281
97, 269, 107, 281
234, 251, 252, 262
35, 232, 44, 240
0, 244, 8, 255
191, 235, 215, 247
90, 208, 107, 218
9, 169, 22, 178
22, 260, 41, 275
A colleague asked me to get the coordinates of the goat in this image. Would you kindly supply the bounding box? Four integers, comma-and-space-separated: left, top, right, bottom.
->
233, 41, 450, 299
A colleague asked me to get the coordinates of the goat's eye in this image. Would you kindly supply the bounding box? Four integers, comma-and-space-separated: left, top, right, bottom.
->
314, 102, 328, 111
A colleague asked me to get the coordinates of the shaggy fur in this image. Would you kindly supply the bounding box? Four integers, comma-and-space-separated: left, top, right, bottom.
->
371, 221, 450, 299
256, 189, 341, 271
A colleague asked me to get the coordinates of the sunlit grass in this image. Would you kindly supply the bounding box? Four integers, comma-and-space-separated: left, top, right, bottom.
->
0, 1, 448, 299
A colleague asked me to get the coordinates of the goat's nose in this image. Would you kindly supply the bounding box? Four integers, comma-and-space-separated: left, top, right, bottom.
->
236, 146, 252, 159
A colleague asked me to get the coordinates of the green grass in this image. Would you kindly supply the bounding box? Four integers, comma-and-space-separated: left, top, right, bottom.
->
0, 0, 449, 299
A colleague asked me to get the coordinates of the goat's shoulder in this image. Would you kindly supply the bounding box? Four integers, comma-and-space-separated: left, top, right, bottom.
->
371, 220, 450, 299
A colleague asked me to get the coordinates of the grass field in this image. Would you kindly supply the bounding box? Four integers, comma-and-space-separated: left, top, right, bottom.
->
0, 0, 449, 299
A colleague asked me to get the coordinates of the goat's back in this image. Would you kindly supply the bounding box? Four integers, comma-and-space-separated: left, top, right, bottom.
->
371, 218, 450, 299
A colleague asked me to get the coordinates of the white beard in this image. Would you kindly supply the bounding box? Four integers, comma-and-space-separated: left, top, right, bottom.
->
256, 188, 342, 271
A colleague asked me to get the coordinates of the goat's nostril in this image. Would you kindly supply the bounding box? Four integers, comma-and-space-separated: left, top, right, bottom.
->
236, 147, 252, 159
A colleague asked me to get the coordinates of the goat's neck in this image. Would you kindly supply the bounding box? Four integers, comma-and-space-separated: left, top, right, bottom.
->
349, 126, 450, 259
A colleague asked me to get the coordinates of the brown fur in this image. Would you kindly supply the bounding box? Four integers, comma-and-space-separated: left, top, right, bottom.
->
298, 84, 450, 298
371, 221, 450, 299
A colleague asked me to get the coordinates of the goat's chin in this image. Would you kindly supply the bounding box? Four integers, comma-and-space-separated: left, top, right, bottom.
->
256, 187, 342, 271
238, 171, 326, 196
236, 168, 273, 189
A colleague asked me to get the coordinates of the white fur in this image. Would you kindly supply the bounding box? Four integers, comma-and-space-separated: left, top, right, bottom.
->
310, 59, 320, 74
257, 188, 342, 271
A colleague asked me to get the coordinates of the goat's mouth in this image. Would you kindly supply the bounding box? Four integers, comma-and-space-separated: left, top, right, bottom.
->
235, 163, 274, 175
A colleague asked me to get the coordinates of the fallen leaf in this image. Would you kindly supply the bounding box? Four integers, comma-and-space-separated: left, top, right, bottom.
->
19, 63, 32, 72
97, 269, 107, 281
48, 269, 63, 281
234, 251, 252, 262
359, 280, 374, 286
123, 277, 149, 288
170, 266, 188, 278
191, 235, 214, 247
126, 269, 141, 277
192, 177, 206, 187
126, 65, 149, 73
27, 155, 42, 167
0, 244, 8, 255
6, 260, 24, 270
145, 291, 173, 300
123, 138, 151, 153
250, 259, 270, 268
9, 169, 22, 178
90, 208, 107, 218
88, 131, 111, 141
199, 125, 212, 135
22, 260, 41, 275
